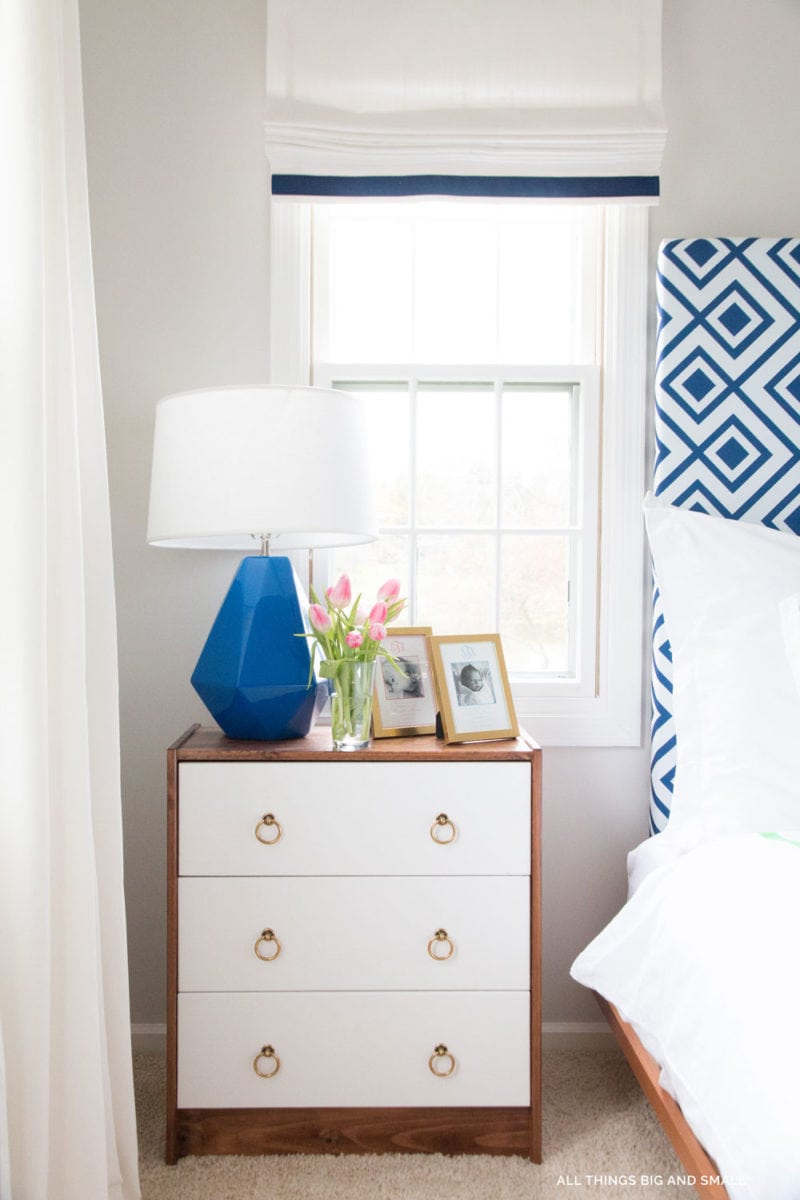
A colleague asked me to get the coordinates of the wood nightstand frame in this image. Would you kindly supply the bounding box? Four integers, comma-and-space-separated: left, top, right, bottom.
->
166, 725, 542, 1163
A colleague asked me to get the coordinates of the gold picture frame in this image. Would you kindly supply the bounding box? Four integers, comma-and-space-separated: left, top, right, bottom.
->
429, 633, 519, 744
372, 626, 438, 738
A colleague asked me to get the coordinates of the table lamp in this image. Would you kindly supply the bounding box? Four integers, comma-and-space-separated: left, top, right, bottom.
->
147, 385, 378, 739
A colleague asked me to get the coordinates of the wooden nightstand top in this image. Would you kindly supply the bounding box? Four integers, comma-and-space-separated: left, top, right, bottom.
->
170, 724, 540, 763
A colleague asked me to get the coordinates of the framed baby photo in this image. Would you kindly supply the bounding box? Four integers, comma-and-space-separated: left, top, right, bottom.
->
429, 633, 519, 744
372, 627, 438, 738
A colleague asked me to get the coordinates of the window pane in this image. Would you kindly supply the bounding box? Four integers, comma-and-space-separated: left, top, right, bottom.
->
333, 383, 410, 526
500, 534, 570, 674
501, 386, 574, 527
318, 201, 597, 368
330, 534, 410, 613
498, 218, 585, 363
416, 387, 496, 528
327, 219, 413, 361
413, 220, 497, 362
416, 534, 495, 634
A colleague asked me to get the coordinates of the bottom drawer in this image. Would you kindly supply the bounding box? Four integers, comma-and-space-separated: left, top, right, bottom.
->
178, 991, 529, 1108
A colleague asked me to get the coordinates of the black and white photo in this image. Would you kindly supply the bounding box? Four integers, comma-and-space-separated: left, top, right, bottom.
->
372, 627, 437, 737
430, 634, 519, 744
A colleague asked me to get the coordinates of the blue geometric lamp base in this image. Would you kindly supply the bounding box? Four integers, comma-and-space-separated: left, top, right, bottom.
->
191, 555, 327, 740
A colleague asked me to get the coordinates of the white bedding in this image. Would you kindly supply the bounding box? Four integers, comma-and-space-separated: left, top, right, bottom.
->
571, 832, 800, 1200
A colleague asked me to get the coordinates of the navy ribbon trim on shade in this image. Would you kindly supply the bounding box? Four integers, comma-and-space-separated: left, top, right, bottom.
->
271, 174, 660, 200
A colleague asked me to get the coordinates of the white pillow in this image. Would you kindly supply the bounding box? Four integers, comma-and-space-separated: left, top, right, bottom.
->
780, 592, 800, 699
645, 495, 800, 835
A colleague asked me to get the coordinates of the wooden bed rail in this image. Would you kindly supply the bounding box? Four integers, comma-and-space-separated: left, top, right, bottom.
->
594, 993, 729, 1200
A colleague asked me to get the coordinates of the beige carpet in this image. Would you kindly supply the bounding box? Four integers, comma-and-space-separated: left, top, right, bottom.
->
136, 1050, 696, 1200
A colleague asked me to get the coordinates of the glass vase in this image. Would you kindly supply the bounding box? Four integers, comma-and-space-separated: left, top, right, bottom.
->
329, 660, 376, 751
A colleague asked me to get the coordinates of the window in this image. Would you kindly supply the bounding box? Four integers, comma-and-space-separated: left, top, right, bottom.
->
311, 202, 600, 705
270, 201, 648, 745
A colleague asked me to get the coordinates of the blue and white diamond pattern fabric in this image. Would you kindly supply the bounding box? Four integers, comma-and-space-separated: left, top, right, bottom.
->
651, 237, 800, 832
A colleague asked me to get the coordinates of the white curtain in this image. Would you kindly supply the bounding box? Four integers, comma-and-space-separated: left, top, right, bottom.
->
265, 0, 665, 186
0, 0, 140, 1197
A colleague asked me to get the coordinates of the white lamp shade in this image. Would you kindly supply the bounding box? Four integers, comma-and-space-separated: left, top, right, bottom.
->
147, 385, 379, 550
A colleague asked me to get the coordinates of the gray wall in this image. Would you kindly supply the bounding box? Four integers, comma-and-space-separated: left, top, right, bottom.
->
79, 0, 800, 1029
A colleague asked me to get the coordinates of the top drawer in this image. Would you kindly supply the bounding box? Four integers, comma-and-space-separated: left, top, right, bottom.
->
178, 761, 531, 876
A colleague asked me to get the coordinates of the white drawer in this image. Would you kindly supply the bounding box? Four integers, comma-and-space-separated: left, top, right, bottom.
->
178, 875, 530, 992
177, 990, 530, 1108
178, 761, 530, 876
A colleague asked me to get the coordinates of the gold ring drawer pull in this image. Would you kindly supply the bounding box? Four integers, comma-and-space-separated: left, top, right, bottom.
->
427, 929, 455, 961
253, 1045, 280, 1078
255, 813, 282, 845
254, 928, 281, 961
430, 813, 456, 845
428, 1043, 456, 1077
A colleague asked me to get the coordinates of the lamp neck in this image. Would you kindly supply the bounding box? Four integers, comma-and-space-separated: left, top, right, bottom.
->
260, 534, 272, 557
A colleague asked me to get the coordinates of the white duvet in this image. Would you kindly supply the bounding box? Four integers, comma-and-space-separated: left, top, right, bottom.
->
571, 832, 800, 1200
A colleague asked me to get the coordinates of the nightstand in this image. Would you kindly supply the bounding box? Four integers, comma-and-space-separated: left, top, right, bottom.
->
166, 725, 541, 1161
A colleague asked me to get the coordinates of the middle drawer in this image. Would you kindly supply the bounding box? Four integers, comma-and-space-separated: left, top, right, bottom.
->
179, 875, 530, 992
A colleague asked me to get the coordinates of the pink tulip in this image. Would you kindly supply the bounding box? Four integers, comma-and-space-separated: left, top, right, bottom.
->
308, 603, 332, 633
326, 574, 352, 608
368, 622, 387, 642
345, 630, 363, 649
368, 601, 388, 624
377, 578, 401, 603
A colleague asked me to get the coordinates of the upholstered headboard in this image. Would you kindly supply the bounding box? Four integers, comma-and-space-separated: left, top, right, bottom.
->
651, 237, 800, 833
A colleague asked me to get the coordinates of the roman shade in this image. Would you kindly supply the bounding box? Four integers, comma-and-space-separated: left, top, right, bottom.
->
265, 0, 665, 200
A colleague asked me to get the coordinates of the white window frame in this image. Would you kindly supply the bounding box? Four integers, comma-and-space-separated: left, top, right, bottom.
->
269, 201, 647, 747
